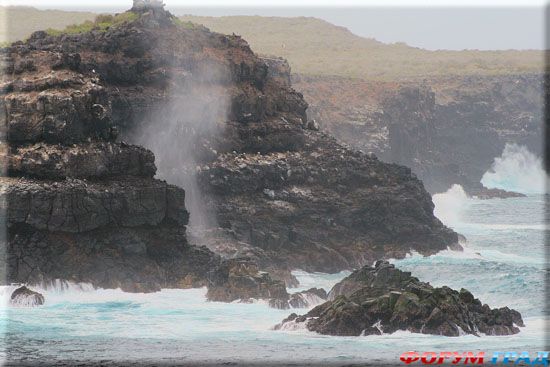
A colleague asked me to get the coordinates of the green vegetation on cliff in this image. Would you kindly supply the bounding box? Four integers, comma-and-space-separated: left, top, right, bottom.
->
45, 12, 140, 36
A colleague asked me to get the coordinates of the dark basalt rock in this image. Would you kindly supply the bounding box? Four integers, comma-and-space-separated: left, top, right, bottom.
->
199, 135, 459, 273
0, 8, 224, 292
206, 258, 290, 308
6, 224, 219, 292
2, 5, 458, 288
5, 142, 156, 180
1, 177, 188, 232
2, 76, 115, 144
276, 261, 524, 337
469, 186, 526, 200
10, 286, 45, 307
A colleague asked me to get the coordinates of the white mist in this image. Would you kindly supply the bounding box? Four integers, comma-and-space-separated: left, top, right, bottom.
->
126, 64, 230, 229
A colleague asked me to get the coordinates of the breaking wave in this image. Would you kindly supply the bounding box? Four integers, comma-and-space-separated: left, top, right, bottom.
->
481, 143, 547, 194
432, 184, 469, 227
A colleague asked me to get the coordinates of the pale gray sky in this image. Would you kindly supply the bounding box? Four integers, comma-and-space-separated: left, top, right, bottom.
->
1, 0, 547, 50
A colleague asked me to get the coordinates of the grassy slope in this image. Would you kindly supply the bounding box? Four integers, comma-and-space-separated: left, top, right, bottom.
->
0, 7, 544, 80
180, 15, 545, 80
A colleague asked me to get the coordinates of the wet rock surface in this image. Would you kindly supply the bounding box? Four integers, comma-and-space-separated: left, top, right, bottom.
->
276, 261, 524, 336
199, 133, 458, 272
288, 288, 327, 309
10, 286, 45, 307
5, 222, 218, 292
206, 258, 290, 308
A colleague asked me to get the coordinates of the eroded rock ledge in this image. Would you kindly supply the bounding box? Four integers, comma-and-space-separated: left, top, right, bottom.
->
276, 261, 523, 336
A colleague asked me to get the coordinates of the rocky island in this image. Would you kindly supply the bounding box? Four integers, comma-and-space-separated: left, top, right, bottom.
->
276, 261, 524, 336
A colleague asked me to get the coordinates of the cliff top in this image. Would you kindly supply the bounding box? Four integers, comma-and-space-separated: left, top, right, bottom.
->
2, 7, 546, 80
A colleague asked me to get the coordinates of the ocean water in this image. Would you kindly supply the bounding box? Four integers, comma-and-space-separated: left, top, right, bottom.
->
0, 145, 547, 365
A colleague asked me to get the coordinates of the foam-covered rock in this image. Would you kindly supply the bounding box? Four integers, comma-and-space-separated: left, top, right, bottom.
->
10, 286, 45, 307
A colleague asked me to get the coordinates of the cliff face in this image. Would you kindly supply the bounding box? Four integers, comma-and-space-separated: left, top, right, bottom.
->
0, 8, 221, 292
293, 74, 545, 194
1, 6, 458, 290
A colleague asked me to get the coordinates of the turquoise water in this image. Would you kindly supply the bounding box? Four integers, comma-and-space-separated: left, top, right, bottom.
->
0, 145, 547, 365
0, 192, 546, 365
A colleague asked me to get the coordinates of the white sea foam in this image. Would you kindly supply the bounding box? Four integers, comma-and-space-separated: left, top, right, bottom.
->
291, 270, 351, 293
481, 143, 547, 194
432, 184, 469, 227
289, 292, 326, 309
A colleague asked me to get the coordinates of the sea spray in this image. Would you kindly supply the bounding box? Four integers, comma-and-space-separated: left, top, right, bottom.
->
432, 184, 469, 227
481, 143, 547, 194
125, 63, 230, 229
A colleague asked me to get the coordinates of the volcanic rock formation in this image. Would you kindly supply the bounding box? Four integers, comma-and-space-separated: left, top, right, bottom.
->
293, 74, 544, 195
0, 6, 221, 292
275, 261, 524, 337
288, 288, 327, 309
1, 4, 458, 291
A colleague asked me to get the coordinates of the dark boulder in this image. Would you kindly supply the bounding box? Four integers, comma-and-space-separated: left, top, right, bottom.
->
10, 286, 45, 307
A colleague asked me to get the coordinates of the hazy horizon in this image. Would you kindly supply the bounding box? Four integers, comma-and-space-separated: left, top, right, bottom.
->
1, 4, 546, 51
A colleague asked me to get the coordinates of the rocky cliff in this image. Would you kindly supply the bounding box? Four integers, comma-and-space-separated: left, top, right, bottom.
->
293, 73, 545, 194
0, 6, 222, 292
1, 4, 458, 291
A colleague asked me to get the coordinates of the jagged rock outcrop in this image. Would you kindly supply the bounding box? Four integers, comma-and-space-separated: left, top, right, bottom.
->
206, 258, 290, 308
293, 74, 545, 195
1, 4, 459, 288
276, 261, 524, 336
260, 56, 292, 88
10, 286, 45, 307
0, 5, 223, 292
4, 142, 156, 180
199, 133, 458, 273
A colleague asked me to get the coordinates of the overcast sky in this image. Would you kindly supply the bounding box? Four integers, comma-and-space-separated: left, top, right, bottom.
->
1, 0, 547, 50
